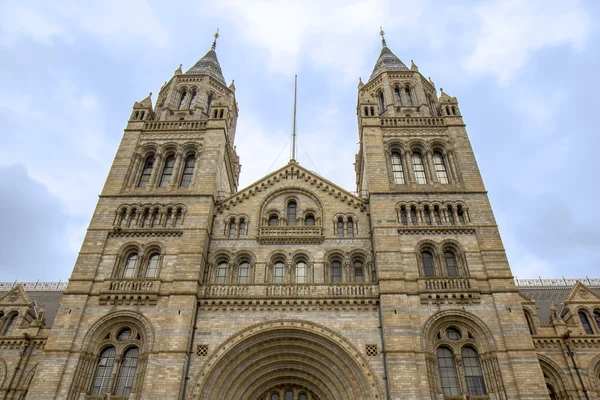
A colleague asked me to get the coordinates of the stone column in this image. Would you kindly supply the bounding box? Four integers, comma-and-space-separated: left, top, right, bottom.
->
168, 152, 184, 190
404, 150, 416, 184
425, 151, 437, 184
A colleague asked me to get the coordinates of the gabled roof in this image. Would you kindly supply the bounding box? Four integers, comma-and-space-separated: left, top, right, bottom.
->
0, 284, 31, 305
369, 44, 409, 82
186, 44, 226, 85
217, 161, 366, 213
564, 280, 600, 304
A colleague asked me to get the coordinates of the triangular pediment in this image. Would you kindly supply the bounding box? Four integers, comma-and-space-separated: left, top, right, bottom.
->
564, 281, 600, 304
0, 285, 32, 306
217, 161, 366, 213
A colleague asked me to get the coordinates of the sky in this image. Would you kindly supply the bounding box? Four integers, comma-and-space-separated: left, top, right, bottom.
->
0, 0, 599, 282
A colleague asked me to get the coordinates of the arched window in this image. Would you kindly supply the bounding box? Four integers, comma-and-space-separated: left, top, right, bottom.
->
180, 154, 196, 187
424, 206, 432, 225
206, 93, 213, 114
436, 347, 460, 397
347, 217, 354, 237
118, 209, 127, 226
462, 347, 487, 396
525, 311, 536, 335
238, 261, 250, 284
138, 155, 155, 187
114, 347, 139, 397
159, 155, 175, 187
391, 152, 405, 184
433, 152, 449, 184
445, 251, 459, 276
164, 208, 173, 227
178, 90, 187, 109
412, 152, 427, 184
117, 328, 131, 341
285, 391, 294, 400
447, 205, 456, 225
175, 208, 183, 226
337, 217, 344, 237
145, 253, 160, 278
579, 311, 594, 334
216, 262, 228, 284
90, 347, 116, 395
271, 394, 279, 400
404, 86, 412, 105
123, 253, 138, 278
547, 384, 559, 400
273, 261, 285, 283
127, 209, 137, 228
434, 206, 442, 224
457, 205, 465, 224
268, 214, 279, 226
394, 86, 402, 103
364, 106, 369, 116
370, 106, 375, 116
422, 251, 435, 277
594, 311, 600, 330
140, 210, 150, 228
3, 314, 17, 336
410, 206, 418, 225
331, 260, 343, 283
299, 394, 308, 400
238, 218, 246, 236
150, 209, 159, 228
287, 201, 297, 226
378, 91, 385, 111
228, 218, 236, 238
189, 90, 197, 107
304, 214, 315, 226
400, 206, 408, 225
354, 260, 365, 283
295, 261, 307, 283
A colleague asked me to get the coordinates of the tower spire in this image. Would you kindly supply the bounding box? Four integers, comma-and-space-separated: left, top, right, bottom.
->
379, 26, 387, 48
291, 74, 298, 161
212, 29, 219, 50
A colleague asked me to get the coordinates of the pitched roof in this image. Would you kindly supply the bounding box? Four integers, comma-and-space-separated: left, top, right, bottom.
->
0, 282, 64, 327
186, 46, 226, 85
369, 45, 409, 82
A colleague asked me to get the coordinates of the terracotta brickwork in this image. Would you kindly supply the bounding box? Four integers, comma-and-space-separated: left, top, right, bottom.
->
0, 35, 592, 400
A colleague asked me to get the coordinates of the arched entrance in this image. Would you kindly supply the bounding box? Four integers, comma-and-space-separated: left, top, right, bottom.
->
191, 320, 384, 400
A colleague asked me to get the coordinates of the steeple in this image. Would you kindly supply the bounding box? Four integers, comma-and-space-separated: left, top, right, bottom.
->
369, 27, 408, 82
186, 30, 227, 85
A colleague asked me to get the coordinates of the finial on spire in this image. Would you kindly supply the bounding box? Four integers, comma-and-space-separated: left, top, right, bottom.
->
212, 29, 220, 50
379, 26, 387, 47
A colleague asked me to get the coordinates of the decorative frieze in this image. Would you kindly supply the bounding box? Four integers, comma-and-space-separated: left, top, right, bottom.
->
257, 226, 324, 245
99, 279, 160, 306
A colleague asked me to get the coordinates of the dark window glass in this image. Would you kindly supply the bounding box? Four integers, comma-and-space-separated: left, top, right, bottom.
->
216, 262, 228, 284
354, 261, 364, 283
433, 152, 449, 184
457, 206, 465, 224
594, 311, 600, 330
422, 251, 435, 277
404, 87, 412, 105
304, 215, 315, 226
114, 347, 139, 397
394, 86, 401, 102
295, 261, 307, 283
123, 253, 138, 278
238, 219, 246, 236
447, 206, 456, 225
434, 206, 442, 224
118, 210, 127, 226
180, 154, 196, 187
159, 155, 175, 187
548, 384, 559, 400
271, 394, 279, 400
206, 93, 213, 114
238, 262, 250, 284
391, 152, 405, 184
138, 155, 155, 187
462, 347, 487, 396
150, 210, 159, 228
273, 262, 285, 283
579, 311, 594, 334
331, 260, 342, 283
287, 201, 297, 226
3, 314, 16, 336
378, 91, 385, 111
410, 207, 418, 225
165, 209, 172, 227
299, 395, 308, 400
285, 391, 293, 400
128, 210, 137, 228
412, 152, 426, 184
437, 347, 460, 397
337, 218, 344, 237
117, 328, 132, 341
446, 328, 461, 340
189, 90, 197, 107
229, 219, 236, 238
178, 90, 187, 109
268, 215, 279, 226
90, 347, 115, 395
347, 218, 354, 237
424, 207, 432, 225
175, 209, 183, 226
146, 253, 160, 278
400, 206, 408, 225
445, 251, 459, 276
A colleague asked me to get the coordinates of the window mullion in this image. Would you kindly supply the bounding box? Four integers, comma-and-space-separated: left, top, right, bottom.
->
108, 354, 122, 395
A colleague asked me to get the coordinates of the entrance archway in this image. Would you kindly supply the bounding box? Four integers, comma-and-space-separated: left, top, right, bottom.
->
191, 320, 384, 400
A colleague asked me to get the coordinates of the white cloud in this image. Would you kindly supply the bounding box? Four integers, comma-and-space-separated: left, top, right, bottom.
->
463, 0, 590, 82
0, 6, 64, 47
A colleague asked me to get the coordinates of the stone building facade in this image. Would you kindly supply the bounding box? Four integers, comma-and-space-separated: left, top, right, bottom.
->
0, 34, 598, 400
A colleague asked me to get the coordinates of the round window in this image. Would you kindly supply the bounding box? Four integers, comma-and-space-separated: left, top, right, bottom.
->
117, 328, 132, 341
446, 327, 461, 341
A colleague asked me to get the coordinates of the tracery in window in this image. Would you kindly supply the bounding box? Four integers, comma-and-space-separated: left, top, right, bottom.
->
433, 152, 449, 184
180, 154, 196, 187
347, 217, 354, 237
138, 155, 155, 187
273, 261, 285, 284
391, 151, 405, 184
91, 347, 116, 395
287, 201, 297, 226
412, 152, 427, 184
579, 311, 594, 334
216, 262, 228, 284
422, 251, 435, 277
462, 347, 487, 396
295, 261, 308, 283
117, 328, 132, 341
114, 347, 139, 397
437, 347, 460, 397
331, 260, 342, 283
238, 261, 250, 284
160, 155, 175, 187
446, 327, 461, 340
